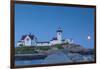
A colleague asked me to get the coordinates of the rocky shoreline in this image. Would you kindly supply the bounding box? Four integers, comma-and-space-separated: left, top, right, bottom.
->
15, 43, 95, 63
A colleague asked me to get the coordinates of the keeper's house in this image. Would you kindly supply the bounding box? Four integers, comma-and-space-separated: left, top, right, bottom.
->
17, 27, 73, 46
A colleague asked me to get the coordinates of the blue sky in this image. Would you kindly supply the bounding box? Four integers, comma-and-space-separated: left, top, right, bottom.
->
15, 4, 95, 48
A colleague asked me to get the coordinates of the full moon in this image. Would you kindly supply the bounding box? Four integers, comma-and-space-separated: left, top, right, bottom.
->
88, 36, 91, 40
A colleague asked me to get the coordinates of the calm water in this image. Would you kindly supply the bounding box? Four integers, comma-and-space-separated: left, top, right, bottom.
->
15, 52, 94, 66
15, 59, 44, 66
15, 53, 69, 66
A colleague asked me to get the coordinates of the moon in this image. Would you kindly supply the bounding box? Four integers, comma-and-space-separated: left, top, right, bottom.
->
88, 36, 91, 40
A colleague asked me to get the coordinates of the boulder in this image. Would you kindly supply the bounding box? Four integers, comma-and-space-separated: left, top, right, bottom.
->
43, 52, 72, 64
62, 44, 87, 53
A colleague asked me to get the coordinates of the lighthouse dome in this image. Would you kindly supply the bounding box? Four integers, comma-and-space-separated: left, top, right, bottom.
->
56, 27, 63, 32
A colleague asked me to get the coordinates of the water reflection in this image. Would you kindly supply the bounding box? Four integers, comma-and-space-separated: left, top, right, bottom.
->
15, 59, 44, 66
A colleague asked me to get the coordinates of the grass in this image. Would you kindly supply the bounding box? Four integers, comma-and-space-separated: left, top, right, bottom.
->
35, 46, 51, 51
15, 43, 69, 54
15, 46, 51, 54
54, 44, 63, 49
15, 46, 38, 54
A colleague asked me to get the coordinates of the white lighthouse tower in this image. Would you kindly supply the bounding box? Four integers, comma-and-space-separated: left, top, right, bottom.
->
56, 27, 63, 43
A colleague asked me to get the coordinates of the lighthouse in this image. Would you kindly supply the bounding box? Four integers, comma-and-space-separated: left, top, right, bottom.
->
56, 27, 63, 42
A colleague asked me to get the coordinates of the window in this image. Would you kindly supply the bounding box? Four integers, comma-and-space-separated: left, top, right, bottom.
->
26, 38, 29, 41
